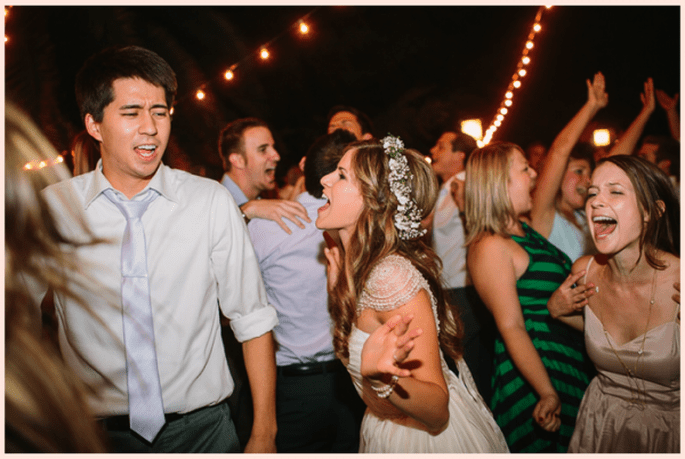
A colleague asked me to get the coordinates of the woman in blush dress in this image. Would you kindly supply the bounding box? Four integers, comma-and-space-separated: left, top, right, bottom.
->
315, 136, 508, 453
548, 155, 679, 453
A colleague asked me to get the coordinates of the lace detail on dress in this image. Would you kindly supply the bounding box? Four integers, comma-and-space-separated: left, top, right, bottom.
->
357, 254, 439, 331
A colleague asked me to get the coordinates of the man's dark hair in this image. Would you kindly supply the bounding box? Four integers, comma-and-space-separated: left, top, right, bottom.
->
449, 131, 478, 161
75, 45, 177, 124
326, 105, 374, 136
218, 118, 269, 172
304, 129, 356, 198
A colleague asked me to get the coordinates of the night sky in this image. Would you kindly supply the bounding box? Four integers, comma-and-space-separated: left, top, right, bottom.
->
5, 4, 680, 181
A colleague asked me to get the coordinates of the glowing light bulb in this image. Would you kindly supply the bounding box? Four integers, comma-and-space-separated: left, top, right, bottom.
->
513, 80, 522, 88
500, 108, 508, 115
522, 56, 530, 65
593, 129, 611, 147
496, 114, 504, 121
461, 119, 483, 141
196, 90, 205, 100
494, 120, 501, 127
526, 41, 534, 49
505, 91, 513, 99
518, 69, 527, 77
224, 69, 234, 80
299, 21, 309, 34
504, 99, 512, 107
56, 155, 64, 164
533, 23, 541, 32
4, 35, 7, 43
260, 48, 270, 60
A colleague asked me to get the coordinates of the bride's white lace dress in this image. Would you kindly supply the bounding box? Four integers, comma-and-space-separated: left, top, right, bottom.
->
346, 254, 509, 453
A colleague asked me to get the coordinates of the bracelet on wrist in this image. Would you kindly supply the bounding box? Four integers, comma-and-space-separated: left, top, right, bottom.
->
370, 375, 399, 399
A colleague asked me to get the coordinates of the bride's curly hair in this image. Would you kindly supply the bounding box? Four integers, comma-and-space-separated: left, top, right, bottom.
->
328, 140, 463, 362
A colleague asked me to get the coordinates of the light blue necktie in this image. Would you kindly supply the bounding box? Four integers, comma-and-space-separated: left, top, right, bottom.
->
104, 188, 165, 442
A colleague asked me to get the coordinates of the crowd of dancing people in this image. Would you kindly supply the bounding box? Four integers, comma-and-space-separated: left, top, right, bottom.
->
6, 45, 679, 454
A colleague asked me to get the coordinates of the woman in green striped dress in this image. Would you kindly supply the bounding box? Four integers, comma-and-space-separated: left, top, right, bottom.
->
464, 142, 591, 452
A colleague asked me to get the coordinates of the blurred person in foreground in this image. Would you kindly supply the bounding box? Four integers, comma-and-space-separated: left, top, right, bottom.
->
5, 102, 107, 452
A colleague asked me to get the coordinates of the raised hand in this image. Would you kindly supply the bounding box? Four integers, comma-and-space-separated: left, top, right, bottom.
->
587, 71, 608, 109
656, 89, 679, 112
361, 314, 423, 382
323, 244, 343, 291
640, 77, 656, 115
547, 270, 596, 319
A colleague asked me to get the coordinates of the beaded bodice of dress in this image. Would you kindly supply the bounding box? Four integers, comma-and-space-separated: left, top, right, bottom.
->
356, 254, 440, 331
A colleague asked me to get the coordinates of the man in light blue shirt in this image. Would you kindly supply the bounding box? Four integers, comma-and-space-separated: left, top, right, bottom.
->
248, 129, 364, 452
218, 118, 309, 233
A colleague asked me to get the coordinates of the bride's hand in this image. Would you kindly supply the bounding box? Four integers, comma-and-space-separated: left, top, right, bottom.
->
361, 314, 423, 382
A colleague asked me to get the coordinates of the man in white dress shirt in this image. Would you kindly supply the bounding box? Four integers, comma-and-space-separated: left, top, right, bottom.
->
430, 130, 495, 404
33, 46, 279, 453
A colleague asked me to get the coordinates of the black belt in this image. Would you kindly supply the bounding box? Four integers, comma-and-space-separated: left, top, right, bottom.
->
277, 359, 343, 377
100, 402, 220, 432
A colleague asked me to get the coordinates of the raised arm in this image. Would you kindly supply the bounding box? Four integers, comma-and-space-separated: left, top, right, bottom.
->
530, 72, 607, 238
656, 89, 680, 141
468, 235, 561, 432
608, 77, 656, 157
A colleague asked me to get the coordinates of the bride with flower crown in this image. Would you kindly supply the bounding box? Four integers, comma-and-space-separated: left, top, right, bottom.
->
315, 136, 509, 453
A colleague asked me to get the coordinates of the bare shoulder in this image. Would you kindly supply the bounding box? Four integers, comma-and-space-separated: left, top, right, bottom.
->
468, 233, 514, 260
572, 255, 594, 275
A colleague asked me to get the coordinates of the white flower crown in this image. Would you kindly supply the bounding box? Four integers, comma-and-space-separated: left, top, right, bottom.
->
382, 135, 427, 240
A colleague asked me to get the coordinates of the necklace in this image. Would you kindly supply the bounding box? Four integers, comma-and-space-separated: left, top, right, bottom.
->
600, 267, 657, 406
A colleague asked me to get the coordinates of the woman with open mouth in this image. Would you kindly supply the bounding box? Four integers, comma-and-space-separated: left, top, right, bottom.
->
548, 155, 680, 453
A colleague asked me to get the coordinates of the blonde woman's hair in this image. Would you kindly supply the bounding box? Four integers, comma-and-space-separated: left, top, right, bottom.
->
328, 140, 463, 362
5, 103, 108, 452
464, 141, 521, 246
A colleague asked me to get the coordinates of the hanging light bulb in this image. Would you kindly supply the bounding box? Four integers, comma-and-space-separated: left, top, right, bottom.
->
518, 69, 527, 77
196, 90, 205, 100
513, 80, 522, 88
299, 21, 309, 34
525, 41, 534, 49
504, 99, 513, 107
260, 48, 270, 60
533, 23, 541, 32
505, 91, 513, 99
522, 56, 530, 65
224, 69, 234, 80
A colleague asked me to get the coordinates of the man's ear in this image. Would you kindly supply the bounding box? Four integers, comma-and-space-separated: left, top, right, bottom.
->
228, 152, 247, 170
84, 114, 103, 142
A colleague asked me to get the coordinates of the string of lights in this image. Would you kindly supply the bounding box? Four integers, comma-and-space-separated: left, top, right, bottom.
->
5, 6, 11, 43
176, 7, 320, 110
481, 5, 552, 146
12, 5, 553, 170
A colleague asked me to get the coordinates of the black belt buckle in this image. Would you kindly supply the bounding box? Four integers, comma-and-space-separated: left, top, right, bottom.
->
278, 359, 341, 377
